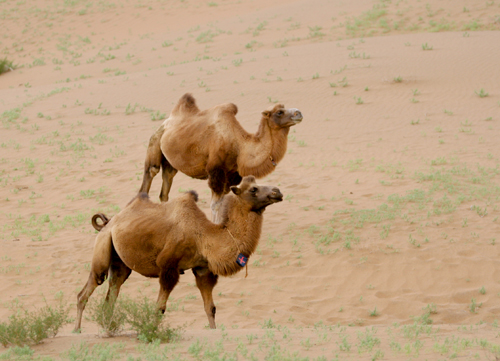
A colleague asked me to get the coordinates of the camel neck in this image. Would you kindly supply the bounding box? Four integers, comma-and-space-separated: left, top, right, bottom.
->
237, 118, 290, 178
204, 199, 263, 277
224, 203, 263, 257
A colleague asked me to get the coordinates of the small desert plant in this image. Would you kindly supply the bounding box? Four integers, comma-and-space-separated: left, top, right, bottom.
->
0, 299, 71, 347
0, 58, 16, 75
121, 296, 182, 343
63, 341, 123, 361
354, 96, 364, 105
150, 110, 166, 121
469, 298, 482, 313
423, 303, 437, 315
125, 103, 138, 115
416, 308, 434, 325
0, 345, 36, 360
475, 88, 489, 98
369, 307, 379, 317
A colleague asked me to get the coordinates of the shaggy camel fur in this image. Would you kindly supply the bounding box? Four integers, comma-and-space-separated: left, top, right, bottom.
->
75, 176, 283, 331
139, 93, 302, 222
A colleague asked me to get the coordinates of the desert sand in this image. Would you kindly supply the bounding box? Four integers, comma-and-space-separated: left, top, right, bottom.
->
1, 0, 500, 359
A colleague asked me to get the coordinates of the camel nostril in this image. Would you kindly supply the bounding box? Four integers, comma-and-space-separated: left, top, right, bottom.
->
270, 188, 283, 200
292, 110, 303, 120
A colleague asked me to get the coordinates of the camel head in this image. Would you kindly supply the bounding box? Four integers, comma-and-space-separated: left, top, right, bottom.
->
230, 176, 283, 213
262, 104, 303, 130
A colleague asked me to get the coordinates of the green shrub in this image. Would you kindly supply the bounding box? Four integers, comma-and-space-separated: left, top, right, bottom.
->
85, 289, 127, 337
63, 341, 123, 361
0, 58, 16, 75
0, 345, 56, 360
0, 300, 71, 347
121, 296, 182, 343
85, 289, 182, 343
0, 345, 32, 360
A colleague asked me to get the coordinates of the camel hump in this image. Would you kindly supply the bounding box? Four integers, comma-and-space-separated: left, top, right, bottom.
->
187, 190, 199, 202
172, 93, 200, 116
221, 103, 238, 116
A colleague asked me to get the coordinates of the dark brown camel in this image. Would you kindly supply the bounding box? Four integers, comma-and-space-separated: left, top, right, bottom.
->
139, 93, 302, 222
74, 176, 283, 331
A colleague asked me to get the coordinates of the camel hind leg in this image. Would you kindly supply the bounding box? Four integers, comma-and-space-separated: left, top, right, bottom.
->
105, 244, 132, 306
139, 124, 165, 195
74, 229, 113, 332
159, 156, 178, 202
193, 268, 219, 329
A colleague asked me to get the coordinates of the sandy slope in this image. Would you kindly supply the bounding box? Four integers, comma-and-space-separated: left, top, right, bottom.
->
1, 0, 500, 359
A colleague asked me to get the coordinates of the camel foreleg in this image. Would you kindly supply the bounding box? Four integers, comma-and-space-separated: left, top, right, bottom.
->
156, 269, 180, 313
209, 171, 242, 223
207, 167, 227, 223
193, 268, 219, 329
156, 246, 181, 313
210, 191, 225, 224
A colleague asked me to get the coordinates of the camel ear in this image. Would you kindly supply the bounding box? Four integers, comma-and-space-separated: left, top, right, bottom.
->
261, 110, 271, 118
230, 186, 242, 195
243, 175, 256, 183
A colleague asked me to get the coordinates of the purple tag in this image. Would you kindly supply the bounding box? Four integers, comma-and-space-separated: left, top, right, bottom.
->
236, 253, 248, 267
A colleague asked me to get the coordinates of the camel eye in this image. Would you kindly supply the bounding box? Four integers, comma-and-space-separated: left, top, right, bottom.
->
276, 110, 283, 116
250, 187, 258, 193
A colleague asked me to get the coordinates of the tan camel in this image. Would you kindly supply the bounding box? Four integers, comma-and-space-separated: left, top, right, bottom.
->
74, 176, 283, 331
139, 93, 302, 222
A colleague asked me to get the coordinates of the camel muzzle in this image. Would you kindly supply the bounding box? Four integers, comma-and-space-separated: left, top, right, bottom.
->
269, 188, 283, 203
290, 109, 303, 123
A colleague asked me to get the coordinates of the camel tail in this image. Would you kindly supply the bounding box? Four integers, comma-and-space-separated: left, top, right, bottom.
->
172, 93, 199, 116
91, 213, 111, 232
